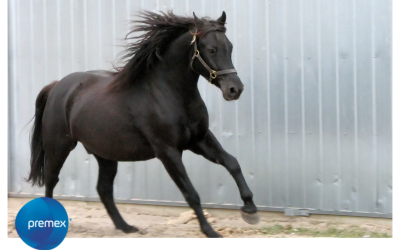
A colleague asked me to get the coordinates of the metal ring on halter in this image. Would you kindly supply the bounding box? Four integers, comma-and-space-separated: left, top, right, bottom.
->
210, 71, 217, 79
195, 50, 200, 56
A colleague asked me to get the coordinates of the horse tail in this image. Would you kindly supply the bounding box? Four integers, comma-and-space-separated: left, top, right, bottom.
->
26, 81, 58, 187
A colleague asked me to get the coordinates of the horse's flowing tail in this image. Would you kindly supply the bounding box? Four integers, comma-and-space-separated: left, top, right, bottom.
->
27, 81, 58, 187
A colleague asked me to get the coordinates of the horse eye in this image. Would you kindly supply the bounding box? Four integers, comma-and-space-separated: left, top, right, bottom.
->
207, 49, 216, 54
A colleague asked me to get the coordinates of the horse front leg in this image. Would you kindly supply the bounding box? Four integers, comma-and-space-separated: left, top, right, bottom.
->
155, 146, 222, 238
190, 130, 260, 225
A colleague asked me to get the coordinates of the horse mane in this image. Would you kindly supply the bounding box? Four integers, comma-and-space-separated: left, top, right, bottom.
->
108, 10, 226, 90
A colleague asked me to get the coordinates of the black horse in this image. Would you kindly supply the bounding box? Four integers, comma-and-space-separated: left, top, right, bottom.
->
27, 11, 259, 238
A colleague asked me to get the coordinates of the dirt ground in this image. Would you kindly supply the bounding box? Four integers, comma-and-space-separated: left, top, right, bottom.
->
8, 197, 392, 238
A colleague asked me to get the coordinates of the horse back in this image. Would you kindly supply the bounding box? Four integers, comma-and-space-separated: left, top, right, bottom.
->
44, 71, 110, 124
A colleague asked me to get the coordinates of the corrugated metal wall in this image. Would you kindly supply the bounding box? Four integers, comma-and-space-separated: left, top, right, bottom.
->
8, 0, 392, 218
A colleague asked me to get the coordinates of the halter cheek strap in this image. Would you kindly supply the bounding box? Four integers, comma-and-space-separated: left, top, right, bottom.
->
190, 32, 237, 83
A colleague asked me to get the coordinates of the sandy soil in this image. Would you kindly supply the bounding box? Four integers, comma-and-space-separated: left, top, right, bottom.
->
8, 197, 392, 238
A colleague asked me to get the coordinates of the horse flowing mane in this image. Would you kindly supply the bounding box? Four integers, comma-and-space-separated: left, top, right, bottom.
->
109, 10, 226, 90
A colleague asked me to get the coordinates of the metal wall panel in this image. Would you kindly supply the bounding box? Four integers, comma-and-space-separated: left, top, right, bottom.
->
8, 0, 392, 218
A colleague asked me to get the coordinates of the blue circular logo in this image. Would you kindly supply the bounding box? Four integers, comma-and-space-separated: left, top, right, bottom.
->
15, 197, 69, 250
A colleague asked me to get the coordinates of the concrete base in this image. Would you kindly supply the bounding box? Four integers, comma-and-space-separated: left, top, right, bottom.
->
8, 195, 392, 228
77, 200, 392, 228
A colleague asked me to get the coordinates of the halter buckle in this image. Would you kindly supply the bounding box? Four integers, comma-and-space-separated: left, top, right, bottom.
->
190, 35, 196, 45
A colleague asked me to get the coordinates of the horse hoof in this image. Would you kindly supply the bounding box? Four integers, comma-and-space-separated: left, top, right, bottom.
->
207, 231, 223, 238
119, 225, 139, 234
240, 210, 260, 225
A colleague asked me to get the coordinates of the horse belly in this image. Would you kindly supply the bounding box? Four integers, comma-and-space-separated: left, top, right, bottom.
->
69, 95, 155, 161
76, 125, 156, 162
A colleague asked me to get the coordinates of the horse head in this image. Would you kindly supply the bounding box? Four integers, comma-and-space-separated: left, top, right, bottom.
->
191, 12, 244, 101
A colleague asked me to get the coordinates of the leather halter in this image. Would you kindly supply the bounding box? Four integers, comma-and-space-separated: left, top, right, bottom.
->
190, 31, 237, 83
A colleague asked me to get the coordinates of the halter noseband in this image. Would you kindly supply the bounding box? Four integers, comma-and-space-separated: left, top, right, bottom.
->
190, 31, 237, 83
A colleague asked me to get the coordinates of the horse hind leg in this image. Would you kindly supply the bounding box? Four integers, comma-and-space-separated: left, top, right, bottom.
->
94, 154, 139, 233
43, 141, 76, 198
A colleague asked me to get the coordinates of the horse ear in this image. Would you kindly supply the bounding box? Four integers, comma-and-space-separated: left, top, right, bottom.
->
217, 11, 226, 24
193, 12, 203, 29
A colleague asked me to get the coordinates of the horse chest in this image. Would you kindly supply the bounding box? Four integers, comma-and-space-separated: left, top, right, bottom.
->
182, 115, 208, 145
151, 97, 209, 146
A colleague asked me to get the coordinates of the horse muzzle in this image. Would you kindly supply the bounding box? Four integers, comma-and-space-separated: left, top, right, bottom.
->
219, 76, 244, 101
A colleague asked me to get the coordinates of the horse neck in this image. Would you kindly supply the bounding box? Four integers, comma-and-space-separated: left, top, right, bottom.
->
150, 32, 200, 98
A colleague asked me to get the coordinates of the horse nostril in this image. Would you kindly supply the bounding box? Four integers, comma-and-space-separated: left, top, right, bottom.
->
230, 87, 238, 95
